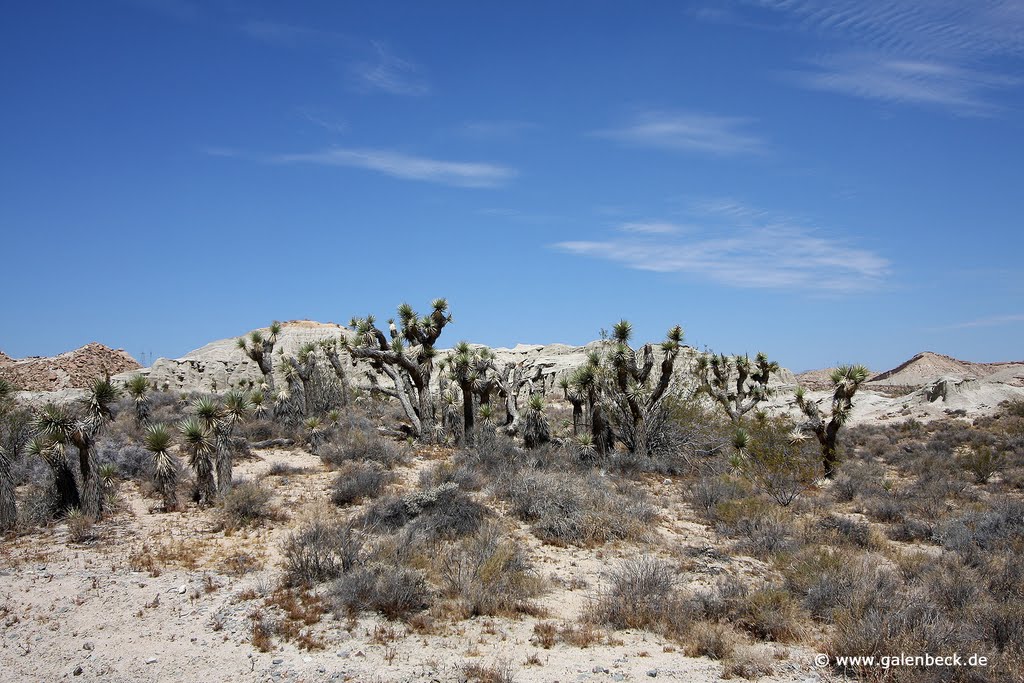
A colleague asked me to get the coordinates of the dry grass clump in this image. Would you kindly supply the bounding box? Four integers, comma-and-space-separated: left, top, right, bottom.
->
330, 461, 394, 506
685, 621, 743, 660
461, 660, 515, 683
584, 557, 691, 639
359, 482, 490, 541
498, 471, 655, 547
713, 497, 797, 559
328, 563, 431, 620
438, 522, 544, 617
692, 575, 805, 643
218, 480, 275, 530
282, 519, 364, 587
318, 426, 407, 470
720, 647, 775, 680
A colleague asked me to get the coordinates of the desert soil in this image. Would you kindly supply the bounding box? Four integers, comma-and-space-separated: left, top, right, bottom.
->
0, 447, 831, 683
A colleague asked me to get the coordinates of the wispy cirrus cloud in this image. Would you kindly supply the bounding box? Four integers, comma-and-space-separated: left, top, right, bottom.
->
594, 111, 767, 156
733, 0, 1024, 114
943, 314, 1024, 330
272, 147, 514, 188
618, 221, 685, 235
791, 52, 1019, 114
349, 41, 429, 96
553, 200, 889, 292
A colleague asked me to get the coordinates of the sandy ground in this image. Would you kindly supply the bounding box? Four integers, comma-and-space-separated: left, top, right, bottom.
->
1, 448, 835, 683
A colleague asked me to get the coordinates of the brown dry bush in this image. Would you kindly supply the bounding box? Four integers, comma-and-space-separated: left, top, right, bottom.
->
282, 520, 364, 587
359, 482, 490, 541
330, 461, 394, 506
498, 470, 655, 547
218, 480, 274, 530
438, 522, 543, 617
584, 556, 691, 640
318, 426, 407, 470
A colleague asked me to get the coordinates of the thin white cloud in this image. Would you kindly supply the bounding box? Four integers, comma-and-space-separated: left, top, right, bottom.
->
458, 120, 537, 140
594, 111, 767, 156
273, 148, 514, 188
618, 221, 683, 235
553, 200, 889, 292
944, 314, 1024, 330
737, 1, 1024, 113
350, 41, 429, 96
791, 52, 1019, 114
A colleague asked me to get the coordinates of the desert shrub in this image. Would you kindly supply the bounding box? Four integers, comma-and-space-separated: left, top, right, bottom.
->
16, 483, 54, 529
331, 461, 393, 506
939, 498, 1024, 566
886, 518, 934, 543
692, 576, 804, 643
498, 470, 655, 547
438, 522, 542, 617
328, 565, 430, 620
686, 621, 741, 660
95, 437, 153, 480
360, 482, 489, 541
318, 427, 406, 469
782, 547, 882, 622
732, 418, 820, 506
715, 499, 796, 558
65, 507, 96, 543
461, 661, 515, 683
585, 556, 691, 639
959, 445, 1004, 484
688, 475, 748, 522
218, 480, 274, 529
418, 458, 484, 492
282, 520, 364, 587
266, 461, 310, 477
236, 418, 279, 443
818, 514, 883, 550
721, 647, 774, 680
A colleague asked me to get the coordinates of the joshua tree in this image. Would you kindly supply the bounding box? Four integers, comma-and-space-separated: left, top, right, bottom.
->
25, 436, 80, 515
179, 417, 216, 506
144, 423, 179, 511
236, 321, 282, 392
442, 342, 496, 445
318, 338, 351, 408
34, 378, 119, 520
796, 365, 869, 479
559, 376, 585, 435
566, 354, 614, 457
346, 299, 452, 439
605, 320, 684, 455
279, 343, 318, 419
695, 351, 779, 424
215, 390, 249, 492
0, 379, 16, 531
522, 394, 550, 449
124, 374, 151, 425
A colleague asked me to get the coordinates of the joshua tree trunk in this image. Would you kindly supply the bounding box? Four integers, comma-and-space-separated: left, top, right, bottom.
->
323, 346, 350, 408
0, 446, 16, 532
73, 435, 101, 521
818, 422, 841, 479
460, 381, 475, 446
215, 430, 232, 495
53, 459, 81, 515
195, 460, 216, 507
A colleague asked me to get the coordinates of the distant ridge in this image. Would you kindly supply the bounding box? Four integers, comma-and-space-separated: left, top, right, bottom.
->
0, 343, 140, 392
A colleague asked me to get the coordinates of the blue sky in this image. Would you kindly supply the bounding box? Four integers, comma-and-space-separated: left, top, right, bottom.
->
2, 1, 1023, 372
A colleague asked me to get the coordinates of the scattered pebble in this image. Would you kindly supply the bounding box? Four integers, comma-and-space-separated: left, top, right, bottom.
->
73, 666, 83, 676
82, 642, 94, 651
145, 658, 157, 665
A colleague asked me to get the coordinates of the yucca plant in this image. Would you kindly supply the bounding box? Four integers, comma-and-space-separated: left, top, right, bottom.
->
33, 378, 118, 521
695, 351, 779, 424
795, 364, 870, 478
124, 374, 151, 425
522, 394, 550, 449
145, 423, 179, 511
345, 299, 452, 439
236, 321, 282, 392
249, 389, 267, 419
26, 435, 80, 515
179, 417, 216, 506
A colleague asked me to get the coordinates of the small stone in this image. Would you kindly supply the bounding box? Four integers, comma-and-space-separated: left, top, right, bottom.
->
593, 666, 609, 674
648, 670, 659, 678
662, 478, 671, 485
145, 658, 157, 665
83, 642, 94, 651
73, 666, 83, 676
336, 650, 350, 658
176, 585, 187, 595
272, 658, 284, 665
613, 675, 625, 682
303, 656, 312, 663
